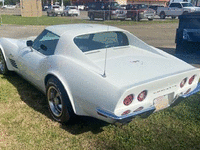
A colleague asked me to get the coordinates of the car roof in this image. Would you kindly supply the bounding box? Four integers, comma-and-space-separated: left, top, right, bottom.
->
45, 24, 125, 36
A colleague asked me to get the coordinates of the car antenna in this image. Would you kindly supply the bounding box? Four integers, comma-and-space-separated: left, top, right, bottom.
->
102, 25, 109, 78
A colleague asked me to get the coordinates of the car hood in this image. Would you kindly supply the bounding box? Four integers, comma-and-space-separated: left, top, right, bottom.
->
85, 45, 194, 88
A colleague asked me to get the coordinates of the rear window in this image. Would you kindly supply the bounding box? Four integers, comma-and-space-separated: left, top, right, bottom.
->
74, 31, 129, 52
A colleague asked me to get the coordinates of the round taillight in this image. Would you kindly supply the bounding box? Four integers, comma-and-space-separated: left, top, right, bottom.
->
123, 94, 134, 106
137, 90, 147, 102
121, 110, 131, 116
133, 106, 143, 112
189, 75, 196, 85
185, 88, 191, 95
180, 78, 187, 88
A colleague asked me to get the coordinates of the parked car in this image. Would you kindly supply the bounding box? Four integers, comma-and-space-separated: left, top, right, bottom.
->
149, 5, 164, 14
126, 4, 155, 21
47, 5, 64, 16
64, 6, 80, 16
1, 5, 16, 9
157, 2, 200, 19
176, 12, 200, 53
78, 5, 85, 10
88, 2, 126, 20
0, 24, 199, 124
43, 5, 49, 11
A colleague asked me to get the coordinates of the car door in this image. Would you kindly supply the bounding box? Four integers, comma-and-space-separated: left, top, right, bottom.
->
17, 30, 60, 88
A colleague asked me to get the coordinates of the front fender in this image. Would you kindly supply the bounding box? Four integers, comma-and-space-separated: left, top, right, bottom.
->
0, 38, 18, 71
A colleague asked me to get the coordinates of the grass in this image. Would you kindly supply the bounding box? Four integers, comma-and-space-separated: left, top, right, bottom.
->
0, 14, 199, 149
0, 73, 200, 149
0, 15, 178, 26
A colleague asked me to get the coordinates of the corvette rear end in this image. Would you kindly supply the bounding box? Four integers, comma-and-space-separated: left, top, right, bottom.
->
97, 69, 200, 123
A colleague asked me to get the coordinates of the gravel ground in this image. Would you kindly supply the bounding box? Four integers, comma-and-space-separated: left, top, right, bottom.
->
0, 23, 199, 67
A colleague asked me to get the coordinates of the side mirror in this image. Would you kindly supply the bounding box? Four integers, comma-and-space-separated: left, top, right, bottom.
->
27, 40, 33, 47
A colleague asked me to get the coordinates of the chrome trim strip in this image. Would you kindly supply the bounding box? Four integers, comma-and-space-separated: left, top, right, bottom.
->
181, 83, 200, 98
96, 106, 156, 123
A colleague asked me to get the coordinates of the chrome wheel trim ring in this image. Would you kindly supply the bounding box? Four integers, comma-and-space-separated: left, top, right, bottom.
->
0, 51, 5, 72
47, 86, 63, 117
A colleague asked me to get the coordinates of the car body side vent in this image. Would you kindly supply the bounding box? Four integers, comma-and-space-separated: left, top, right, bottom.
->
9, 58, 18, 69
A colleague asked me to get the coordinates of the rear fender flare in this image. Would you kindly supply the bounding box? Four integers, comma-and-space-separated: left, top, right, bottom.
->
44, 72, 86, 116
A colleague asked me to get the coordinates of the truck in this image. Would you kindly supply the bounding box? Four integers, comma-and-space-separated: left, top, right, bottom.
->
88, 2, 126, 21
157, 2, 200, 19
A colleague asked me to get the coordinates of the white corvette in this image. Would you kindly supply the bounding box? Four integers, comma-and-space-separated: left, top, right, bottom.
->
0, 24, 199, 124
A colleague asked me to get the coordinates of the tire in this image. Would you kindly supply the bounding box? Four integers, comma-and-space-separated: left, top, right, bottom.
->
46, 77, 75, 123
105, 15, 110, 20
90, 14, 94, 21
0, 49, 8, 75
148, 18, 153, 21
135, 15, 140, 21
160, 12, 166, 19
171, 16, 176, 19
131, 16, 136, 21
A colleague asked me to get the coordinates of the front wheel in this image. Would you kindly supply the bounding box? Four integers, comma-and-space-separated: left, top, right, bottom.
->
148, 18, 153, 21
90, 14, 94, 20
160, 12, 166, 19
171, 16, 176, 19
0, 49, 8, 75
46, 77, 75, 123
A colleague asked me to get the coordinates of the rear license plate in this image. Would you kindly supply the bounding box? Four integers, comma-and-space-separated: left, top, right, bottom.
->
154, 95, 169, 111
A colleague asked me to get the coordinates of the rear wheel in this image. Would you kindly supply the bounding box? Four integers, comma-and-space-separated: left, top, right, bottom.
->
171, 16, 176, 19
160, 12, 166, 19
148, 18, 153, 21
135, 15, 140, 21
46, 77, 75, 123
90, 14, 94, 20
0, 49, 8, 75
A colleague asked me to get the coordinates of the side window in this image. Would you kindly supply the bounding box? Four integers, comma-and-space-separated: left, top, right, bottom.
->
177, 4, 182, 8
32, 30, 60, 56
169, 3, 175, 7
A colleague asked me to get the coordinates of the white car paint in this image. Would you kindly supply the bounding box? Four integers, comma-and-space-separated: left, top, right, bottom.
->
0, 24, 199, 124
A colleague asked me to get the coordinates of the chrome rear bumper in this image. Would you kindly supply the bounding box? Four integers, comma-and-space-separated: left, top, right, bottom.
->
96, 106, 156, 124
96, 83, 200, 124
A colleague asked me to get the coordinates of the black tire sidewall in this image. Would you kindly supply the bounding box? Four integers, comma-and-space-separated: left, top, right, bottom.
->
0, 49, 8, 75
46, 77, 74, 123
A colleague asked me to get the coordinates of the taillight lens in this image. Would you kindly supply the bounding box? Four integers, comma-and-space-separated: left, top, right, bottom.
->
137, 90, 147, 101
189, 75, 196, 85
123, 94, 134, 106
180, 78, 187, 88
121, 110, 131, 115
133, 106, 143, 112
185, 88, 191, 95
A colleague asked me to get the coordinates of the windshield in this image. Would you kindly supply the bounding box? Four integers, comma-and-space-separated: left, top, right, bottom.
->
74, 31, 129, 52
182, 3, 194, 7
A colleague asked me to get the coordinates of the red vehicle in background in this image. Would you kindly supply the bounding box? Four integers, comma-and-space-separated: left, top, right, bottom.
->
126, 4, 155, 21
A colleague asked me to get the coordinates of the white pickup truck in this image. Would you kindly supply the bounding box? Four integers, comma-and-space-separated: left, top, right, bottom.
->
157, 2, 200, 19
